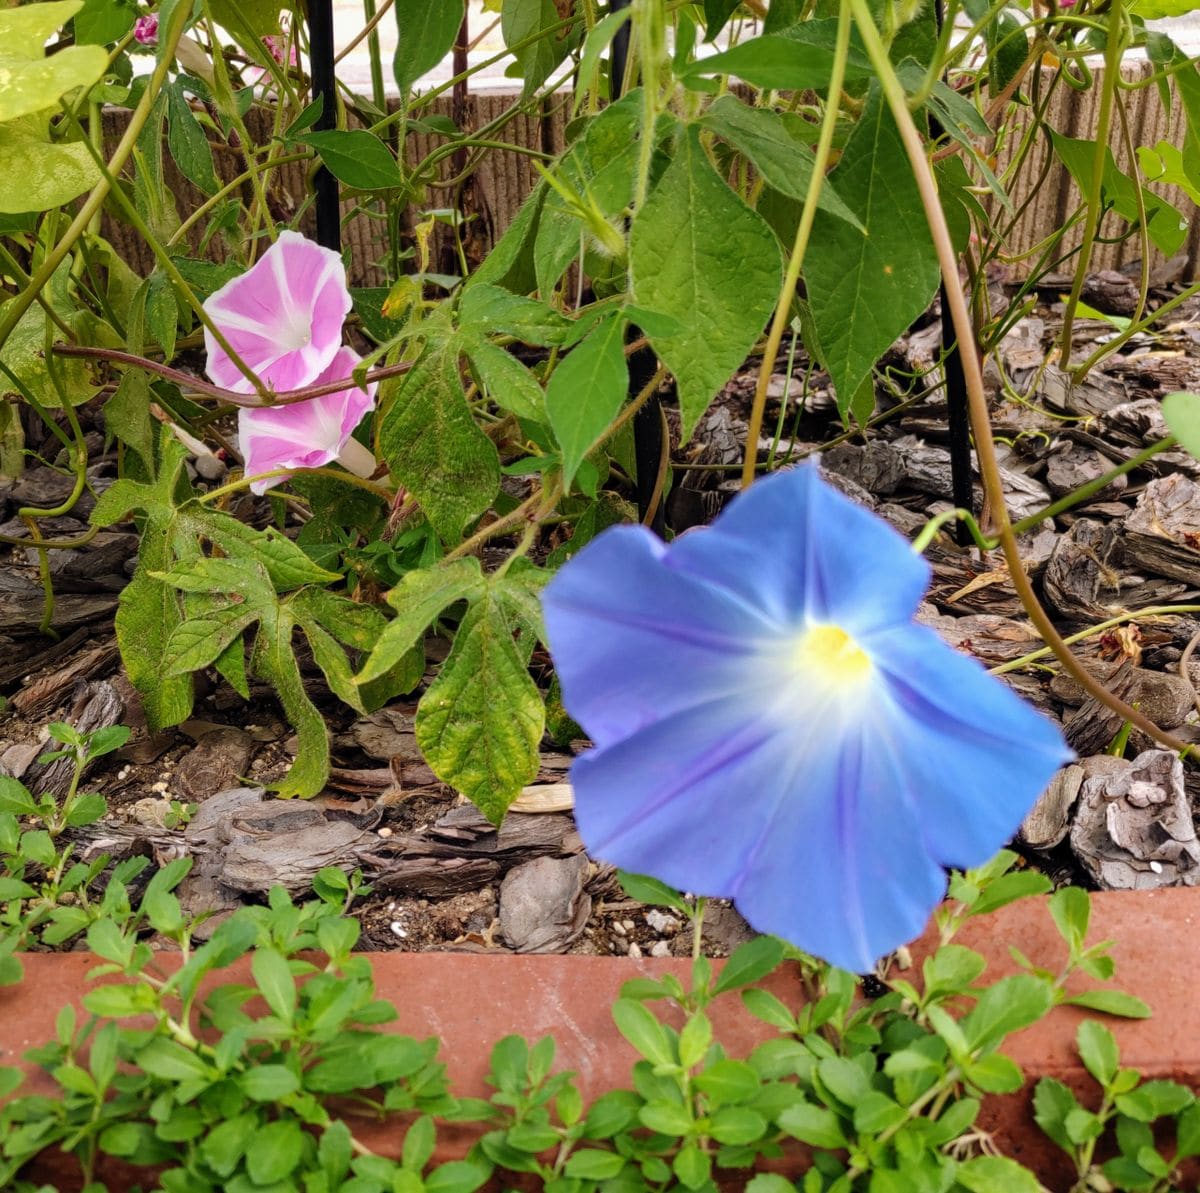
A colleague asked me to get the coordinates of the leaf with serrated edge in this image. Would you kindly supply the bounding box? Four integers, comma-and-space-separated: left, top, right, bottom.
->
162, 612, 257, 677
358, 558, 485, 685
378, 342, 500, 543
806, 86, 940, 423
631, 124, 781, 438
415, 585, 544, 824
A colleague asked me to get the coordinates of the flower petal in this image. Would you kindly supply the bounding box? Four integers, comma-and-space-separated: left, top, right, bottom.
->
670, 464, 930, 636
867, 623, 1074, 866
204, 231, 351, 393
239, 346, 375, 494
571, 692, 946, 974
542, 525, 777, 749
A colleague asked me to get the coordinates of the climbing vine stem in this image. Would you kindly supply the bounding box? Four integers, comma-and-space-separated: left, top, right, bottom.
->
846, 0, 1191, 755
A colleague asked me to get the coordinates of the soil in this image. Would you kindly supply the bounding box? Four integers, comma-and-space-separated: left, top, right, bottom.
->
5, 269, 1200, 960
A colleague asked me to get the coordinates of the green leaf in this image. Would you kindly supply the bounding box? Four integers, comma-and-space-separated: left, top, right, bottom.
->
1050, 129, 1188, 257
162, 611, 256, 677
1064, 989, 1152, 1019
167, 83, 218, 195
679, 24, 872, 91
0, 115, 102, 213
1033, 1077, 1078, 1150
1077, 1020, 1119, 1087
1176, 1102, 1200, 1158
0, 777, 37, 816
357, 557, 484, 684
252, 948, 296, 1022
852, 1091, 907, 1134
253, 610, 330, 798
425, 1159, 491, 1193
0, 2, 108, 122
922, 944, 987, 997
1048, 884, 1091, 950
137, 1037, 211, 1082
673, 1142, 711, 1188
711, 937, 785, 998
631, 124, 781, 438
546, 312, 628, 489
300, 130, 399, 190
469, 181, 546, 294
616, 870, 688, 911
806, 85, 940, 422
1130, 0, 1200, 17
817, 1056, 871, 1106
501, 0, 573, 95
378, 342, 501, 543
83, 981, 159, 1018
963, 1051, 1024, 1094
393, 0, 464, 93
246, 1117, 305, 1184
209, 0, 282, 39
702, 0, 744, 37
239, 1064, 300, 1101
564, 1150, 626, 1180
200, 1113, 258, 1177
415, 582, 544, 823
463, 335, 547, 422
701, 96, 862, 230
612, 998, 675, 1067
776, 1102, 847, 1149
678, 1011, 712, 1070
75, 0, 138, 43
459, 284, 575, 346
694, 1058, 761, 1104
957, 1155, 1043, 1193
1138, 140, 1200, 207
961, 975, 1055, 1054
0, 288, 103, 404
1163, 391, 1200, 462
1115, 1080, 1194, 1121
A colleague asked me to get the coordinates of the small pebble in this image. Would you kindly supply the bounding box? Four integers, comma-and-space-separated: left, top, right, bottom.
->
650, 940, 671, 958
645, 910, 681, 936
390, 922, 407, 939
377, 826, 393, 838
611, 920, 627, 936
628, 941, 643, 960
150, 781, 169, 794
621, 919, 635, 932
1150, 860, 1164, 874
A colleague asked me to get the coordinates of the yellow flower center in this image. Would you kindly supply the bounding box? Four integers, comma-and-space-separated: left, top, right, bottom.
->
795, 624, 872, 685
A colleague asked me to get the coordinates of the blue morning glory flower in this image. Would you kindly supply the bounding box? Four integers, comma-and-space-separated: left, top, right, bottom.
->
542, 465, 1071, 973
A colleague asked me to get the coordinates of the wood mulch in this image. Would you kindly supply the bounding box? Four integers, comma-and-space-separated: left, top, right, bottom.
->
4, 268, 1200, 957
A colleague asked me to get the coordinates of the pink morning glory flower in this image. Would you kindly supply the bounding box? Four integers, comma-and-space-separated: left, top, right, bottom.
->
203, 230, 352, 395
542, 465, 1072, 974
133, 14, 158, 44
238, 347, 376, 495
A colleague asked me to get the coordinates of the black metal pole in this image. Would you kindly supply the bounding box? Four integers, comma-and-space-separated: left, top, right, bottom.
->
933, 0, 973, 544
309, 0, 341, 252
611, 0, 666, 536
